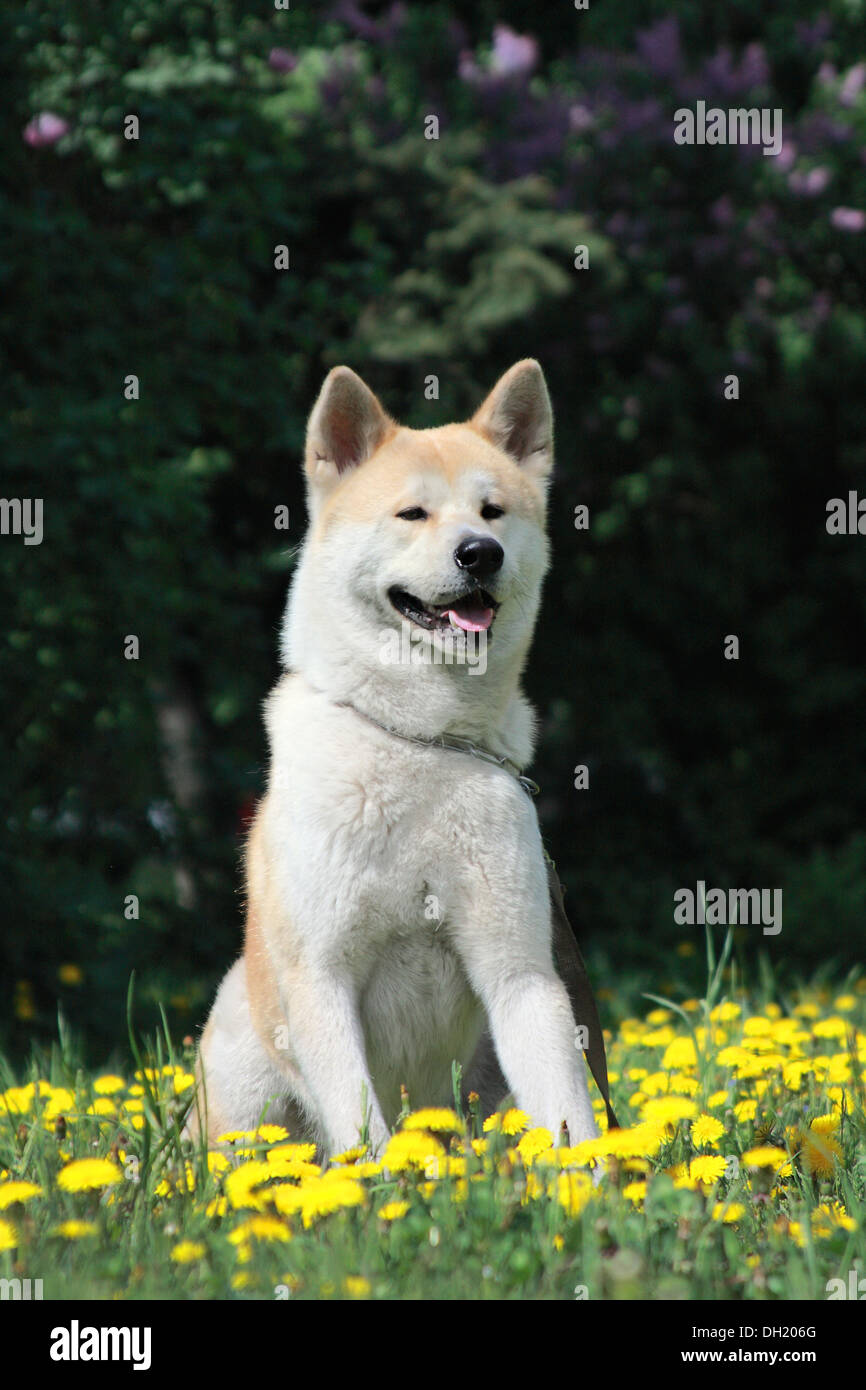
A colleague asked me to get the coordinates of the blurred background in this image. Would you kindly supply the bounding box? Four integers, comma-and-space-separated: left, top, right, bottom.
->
3, 0, 866, 1061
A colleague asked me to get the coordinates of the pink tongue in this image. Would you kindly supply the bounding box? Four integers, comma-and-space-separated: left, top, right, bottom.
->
445, 604, 494, 632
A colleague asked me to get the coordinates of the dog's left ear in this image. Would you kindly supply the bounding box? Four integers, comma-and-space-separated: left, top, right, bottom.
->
471, 359, 553, 484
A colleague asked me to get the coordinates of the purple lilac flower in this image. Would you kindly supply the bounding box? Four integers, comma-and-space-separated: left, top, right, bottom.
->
23, 112, 69, 147
788, 166, 832, 196
839, 62, 866, 106
795, 17, 833, 48
636, 17, 681, 78
268, 48, 297, 74
830, 206, 866, 231
490, 25, 538, 77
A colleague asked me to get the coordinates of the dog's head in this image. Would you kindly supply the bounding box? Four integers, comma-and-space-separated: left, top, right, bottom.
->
282, 362, 554, 730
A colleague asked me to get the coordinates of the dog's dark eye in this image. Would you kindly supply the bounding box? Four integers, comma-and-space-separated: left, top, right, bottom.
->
396, 507, 428, 521
481, 503, 505, 520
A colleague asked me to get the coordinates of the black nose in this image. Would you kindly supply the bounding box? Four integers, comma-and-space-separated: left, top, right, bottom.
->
454, 535, 504, 579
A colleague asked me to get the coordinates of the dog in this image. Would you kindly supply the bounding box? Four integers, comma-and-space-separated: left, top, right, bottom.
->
189, 360, 601, 1158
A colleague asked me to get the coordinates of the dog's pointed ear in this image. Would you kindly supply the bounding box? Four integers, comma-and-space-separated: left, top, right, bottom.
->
471, 359, 553, 484
305, 366, 392, 503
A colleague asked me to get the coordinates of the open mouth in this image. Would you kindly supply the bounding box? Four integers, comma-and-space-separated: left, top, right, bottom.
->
388, 586, 498, 634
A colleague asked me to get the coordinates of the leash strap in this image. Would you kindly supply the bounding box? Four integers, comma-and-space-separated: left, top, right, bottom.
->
546, 857, 620, 1131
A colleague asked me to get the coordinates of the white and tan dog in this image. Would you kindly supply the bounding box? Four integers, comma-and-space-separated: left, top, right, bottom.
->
190, 360, 600, 1157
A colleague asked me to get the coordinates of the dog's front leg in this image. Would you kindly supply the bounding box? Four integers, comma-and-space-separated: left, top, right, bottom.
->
454, 866, 599, 1148
279, 963, 390, 1158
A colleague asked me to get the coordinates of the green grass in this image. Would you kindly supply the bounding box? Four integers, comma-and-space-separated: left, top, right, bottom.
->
1, 948, 864, 1301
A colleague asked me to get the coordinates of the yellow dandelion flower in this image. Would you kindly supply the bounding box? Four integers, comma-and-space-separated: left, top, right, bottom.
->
171, 1240, 207, 1263
834, 994, 856, 1012
782, 1060, 811, 1090
800, 1130, 843, 1178
402, 1108, 463, 1134
58, 963, 84, 986
249, 1124, 289, 1143
1, 1085, 34, 1117
623, 1180, 647, 1204
331, 1145, 366, 1165
710, 1002, 741, 1022
206, 1197, 227, 1219
809, 1114, 839, 1136
53, 1220, 98, 1239
0, 1219, 18, 1250
0, 1181, 43, 1209
381, 1131, 445, 1172
42, 1088, 76, 1122
794, 1001, 820, 1019
642, 1027, 676, 1047
266, 1146, 319, 1179
86, 1098, 116, 1117
688, 1155, 727, 1185
228, 1216, 291, 1244
57, 1158, 122, 1192
669, 1163, 697, 1190
224, 1160, 272, 1211
207, 1151, 231, 1176
500, 1108, 530, 1135
813, 1201, 856, 1233
556, 1170, 594, 1216
733, 1099, 757, 1123
626, 1068, 649, 1082
786, 1221, 807, 1247
741, 1146, 788, 1170
641, 1071, 672, 1096
344, 1276, 371, 1298
716, 1045, 749, 1069
172, 1072, 196, 1096
598, 1122, 666, 1160
517, 1127, 554, 1164
662, 1037, 697, 1069
827, 1054, 852, 1083
813, 1017, 847, 1039
93, 1076, 126, 1096
676, 941, 696, 957
155, 1164, 196, 1198
553, 1234, 565, 1251
646, 1008, 672, 1025
691, 1115, 724, 1148
377, 1200, 409, 1221
523, 1171, 545, 1202
712, 1202, 745, 1223
286, 1176, 365, 1227
557, 1136, 605, 1166
348, 1160, 383, 1179
424, 1154, 466, 1179
743, 1017, 772, 1036
641, 1096, 698, 1126
670, 1074, 700, 1097
231, 1271, 255, 1290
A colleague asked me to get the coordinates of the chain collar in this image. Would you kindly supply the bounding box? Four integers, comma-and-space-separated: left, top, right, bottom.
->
333, 699, 540, 799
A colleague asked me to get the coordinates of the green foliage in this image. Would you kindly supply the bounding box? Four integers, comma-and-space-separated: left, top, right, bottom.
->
2, 0, 865, 1056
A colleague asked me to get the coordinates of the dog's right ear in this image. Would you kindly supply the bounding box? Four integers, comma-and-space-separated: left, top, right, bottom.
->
304, 367, 392, 507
